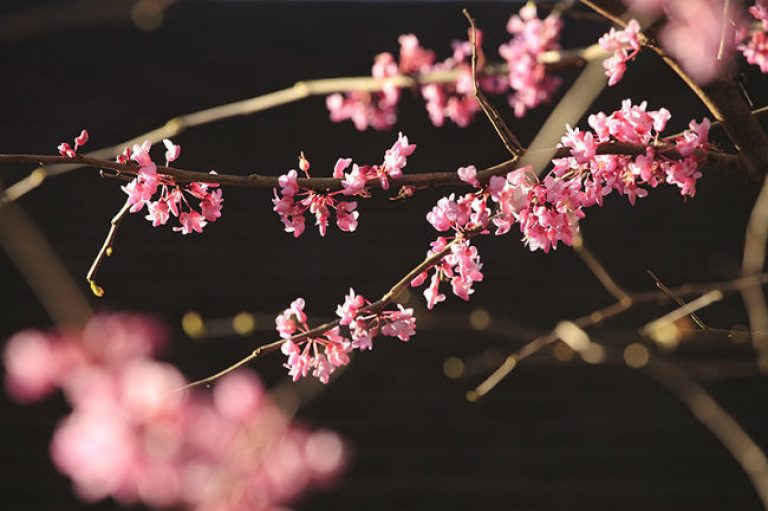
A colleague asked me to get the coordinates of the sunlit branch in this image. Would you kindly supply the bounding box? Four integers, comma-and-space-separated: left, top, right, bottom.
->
644, 356, 768, 508
647, 270, 709, 329
573, 235, 631, 303
471, 274, 768, 398
3, 45, 602, 203
742, 175, 768, 373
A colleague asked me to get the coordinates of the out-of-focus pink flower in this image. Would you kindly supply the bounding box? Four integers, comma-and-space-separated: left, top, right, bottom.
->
4, 314, 346, 511
660, 0, 740, 83
499, 4, 562, 117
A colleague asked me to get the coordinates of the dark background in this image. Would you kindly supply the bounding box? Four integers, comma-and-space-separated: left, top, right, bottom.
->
0, 1, 767, 510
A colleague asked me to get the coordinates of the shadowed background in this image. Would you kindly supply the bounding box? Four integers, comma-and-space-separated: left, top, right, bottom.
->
0, 1, 767, 510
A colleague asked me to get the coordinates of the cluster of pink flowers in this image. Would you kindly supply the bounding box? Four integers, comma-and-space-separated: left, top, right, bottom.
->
3, 314, 345, 510
327, 4, 562, 130
740, 0, 768, 72
420, 100, 709, 268
410, 236, 485, 309
599, 19, 642, 86
57, 129, 89, 158
277, 292, 416, 383
119, 139, 223, 234
272, 133, 415, 237
499, 3, 563, 117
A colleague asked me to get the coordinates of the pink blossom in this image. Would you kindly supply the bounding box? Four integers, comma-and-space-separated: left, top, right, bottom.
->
676, 118, 711, 157
381, 132, 416, 187
162, 138, 181, 164
457, 165, 481, 188
278, 169, 300, 197
4, 315, 344, 510
200, 189, 223, 222
499, 4, 563, 117
335, 201, 359, 232
398, 34, 436, 73
381, 305, 417, 341
145, 199, 171, 227
333, 157, 353, 178
599, 19, 641, 86
424, 272, 446, 310
74, 129, 89, 148
58, 129, 89, 157
336, 288, 365, 325
341, 164, 368, 195
58, 142, 77, 158
174, 211, 207, 235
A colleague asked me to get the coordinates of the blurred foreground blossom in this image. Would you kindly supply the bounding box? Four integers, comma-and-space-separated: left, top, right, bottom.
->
3, 314, 345, 511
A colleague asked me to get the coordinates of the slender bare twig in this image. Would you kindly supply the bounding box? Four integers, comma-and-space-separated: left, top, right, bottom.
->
717, 0, 732, 61
463, 9, 524, 157
641, 290, 724, 337
573, 235, 631, 304
644, 356, 768, 508
648, 270, 709, 329
179, 226, 486, 390
742, 175, 768, 373
3, 45, 603, 203
471, 274, 768, 398
85, 200, 132, 297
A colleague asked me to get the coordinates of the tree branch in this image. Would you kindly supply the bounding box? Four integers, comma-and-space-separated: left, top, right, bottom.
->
0, 141, 748, 195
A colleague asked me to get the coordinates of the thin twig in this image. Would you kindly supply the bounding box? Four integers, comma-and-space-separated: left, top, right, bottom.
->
573, 235, 631, 304
742, 175, 768, 373
471, 300, 630, 398
463, 9, 524, 157
717, 0, 731, 61
85, 200, 132, 297
471, 274, 768, 398
641, 290, 724, 337
647, 270, 709, 329
180, 227, 486, 390
644, 356, 768, 508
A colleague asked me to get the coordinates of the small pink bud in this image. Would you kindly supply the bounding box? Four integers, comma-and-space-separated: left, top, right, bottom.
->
74, 129, 89, 148
57, 143, 76, 158
299, 152, 311, 174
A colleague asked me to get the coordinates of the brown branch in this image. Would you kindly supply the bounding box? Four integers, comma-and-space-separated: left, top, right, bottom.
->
0, 142, 748, 193
85, 200, 132, 298
463, 9, 524, 157
3, 45, 602, 203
